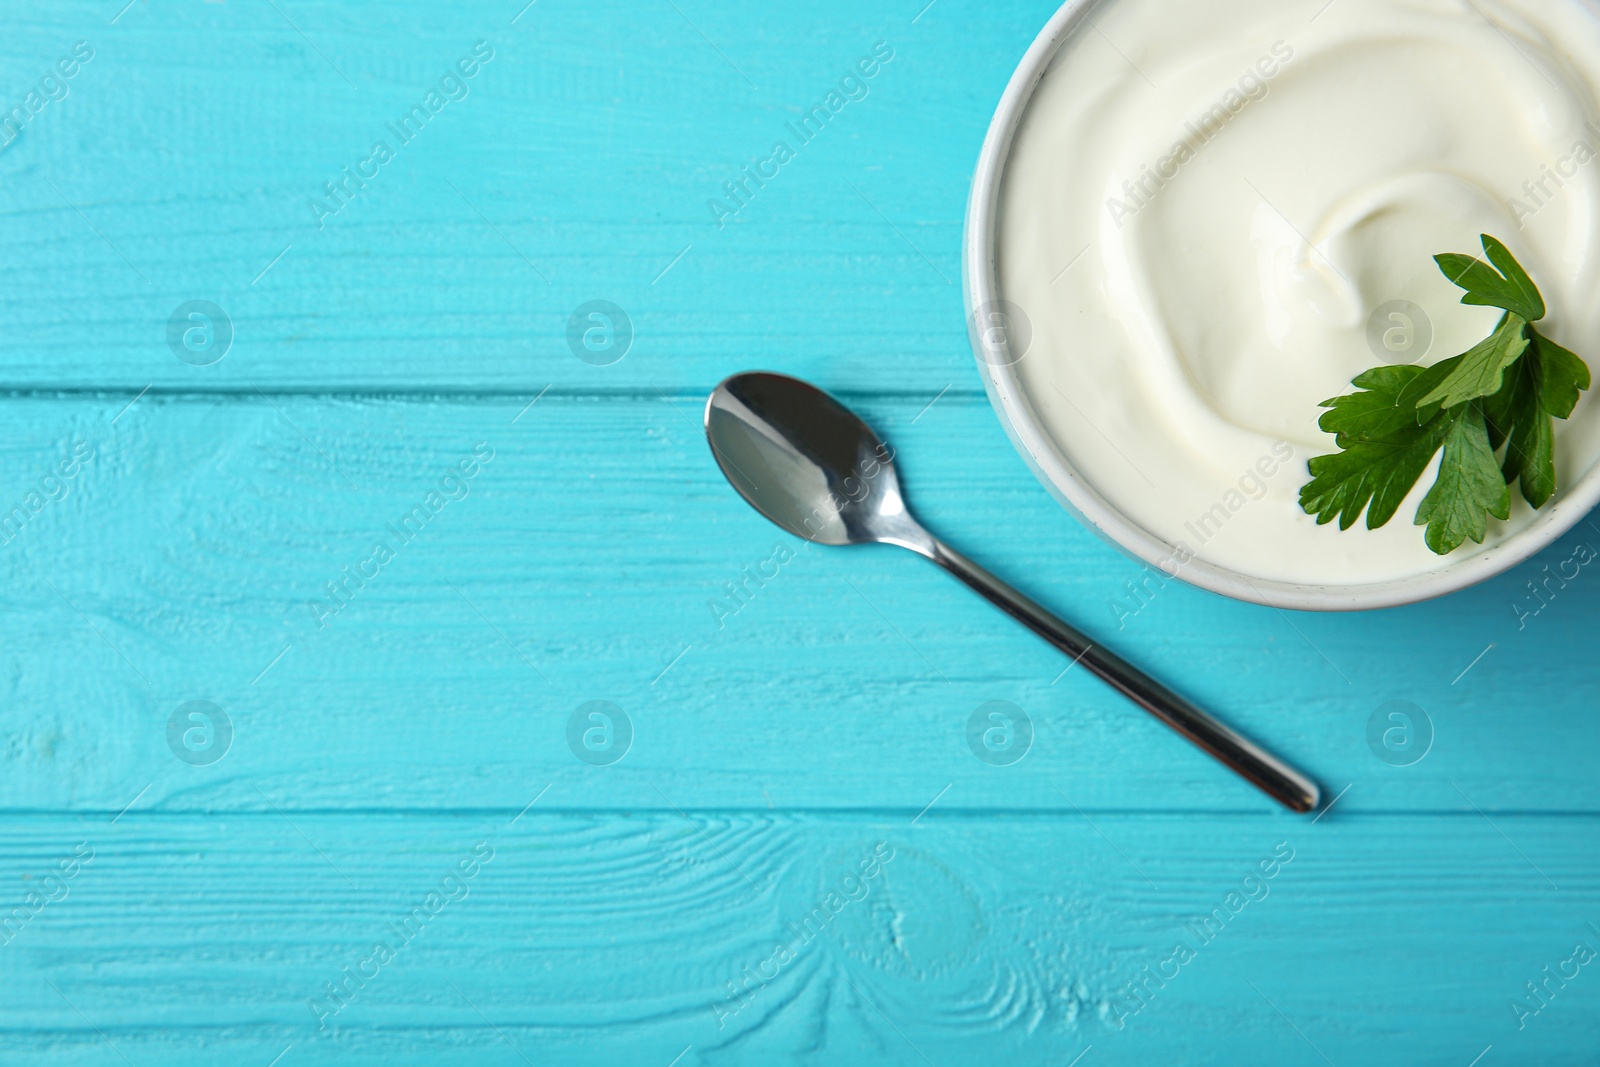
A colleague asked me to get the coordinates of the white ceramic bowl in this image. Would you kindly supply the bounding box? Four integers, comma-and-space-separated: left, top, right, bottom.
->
962, 0, 1600, 612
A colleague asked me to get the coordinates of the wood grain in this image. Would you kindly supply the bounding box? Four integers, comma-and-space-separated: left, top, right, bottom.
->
3, 0, 1599, 1062
0, 393, 1590, 814
0, 0, 1050, 391
0, 813, 1594, 1066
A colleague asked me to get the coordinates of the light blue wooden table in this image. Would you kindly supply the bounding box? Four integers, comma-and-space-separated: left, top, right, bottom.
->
1, 1, 1596, 1064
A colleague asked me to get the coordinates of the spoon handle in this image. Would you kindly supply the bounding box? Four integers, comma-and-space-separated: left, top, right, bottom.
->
927, 540, 1321, 814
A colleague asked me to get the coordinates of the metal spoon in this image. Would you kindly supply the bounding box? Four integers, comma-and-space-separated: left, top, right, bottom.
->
704, 371, 1321, 814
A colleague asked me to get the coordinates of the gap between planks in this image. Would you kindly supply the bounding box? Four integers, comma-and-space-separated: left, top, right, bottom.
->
7, 807, 1600, 820
0, 387, 994, 404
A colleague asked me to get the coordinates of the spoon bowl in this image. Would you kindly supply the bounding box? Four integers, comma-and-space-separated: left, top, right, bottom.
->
704, 371, 932, 554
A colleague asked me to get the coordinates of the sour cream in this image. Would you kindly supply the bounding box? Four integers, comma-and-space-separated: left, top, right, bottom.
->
998, 0, 1600, 586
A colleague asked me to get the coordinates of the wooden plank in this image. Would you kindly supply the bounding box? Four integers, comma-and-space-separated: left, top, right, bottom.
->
0, 812, 1593, 1064
0, 0, 1057, 391
0, 392, 1591, 813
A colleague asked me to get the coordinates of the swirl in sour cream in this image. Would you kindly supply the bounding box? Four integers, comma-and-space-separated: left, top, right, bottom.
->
1000, 0, 1600, 584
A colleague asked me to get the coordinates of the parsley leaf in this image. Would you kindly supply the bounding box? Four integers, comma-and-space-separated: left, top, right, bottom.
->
1484, 341, 1548, 506
1300, 366, 1450, 531
1532, 329, 1591, 420
1300, 235, 1591, 555
1414, 404, 1511, 554
1434, 234, 1545, 323
1487, 327, 1593, 508
1315, 361, 1452, 446
1415, 313, 1528, 410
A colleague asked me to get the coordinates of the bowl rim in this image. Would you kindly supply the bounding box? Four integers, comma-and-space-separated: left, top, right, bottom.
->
961, 0, 1600, 612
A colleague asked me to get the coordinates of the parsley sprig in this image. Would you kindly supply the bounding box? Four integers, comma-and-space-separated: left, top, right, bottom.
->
1299, 236, 1591, 555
